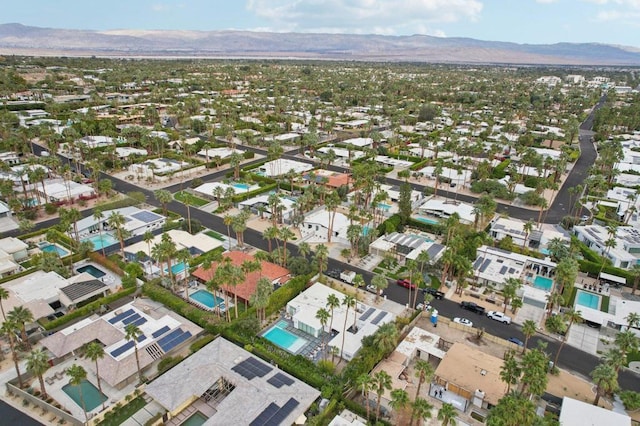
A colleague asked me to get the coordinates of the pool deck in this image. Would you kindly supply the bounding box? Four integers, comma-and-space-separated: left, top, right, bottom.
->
73, 260, 122, 288
263, 318, 329, 361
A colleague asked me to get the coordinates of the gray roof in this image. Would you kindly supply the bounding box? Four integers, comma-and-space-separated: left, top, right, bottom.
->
60, 279, 108, 302
145, 337, 320, 425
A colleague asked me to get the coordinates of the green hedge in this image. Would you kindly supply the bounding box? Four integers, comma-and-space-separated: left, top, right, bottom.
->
578, 259, 632, 285
409, 158, 430, 171
232, 183, 278, 203
406, 217, 445, 235
43, 287, 136, 330
492, 159, 510, 179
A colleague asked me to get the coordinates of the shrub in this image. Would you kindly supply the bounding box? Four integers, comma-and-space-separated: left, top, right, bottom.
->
44, 203, 58, 215
470, 180, 514, 200
88, 252, 124, 275
157, 356, 183, 373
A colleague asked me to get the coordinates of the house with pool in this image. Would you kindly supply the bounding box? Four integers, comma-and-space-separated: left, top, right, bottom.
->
145, 337, 320, 425
75, 206, 166, 251
573, 224, 640, 270
267, 283, 395, 362
238, 193, 296, 223
417, 197, 477, 225
192, 181, 261, 199
369, 232, 445, 265
256, 158, 314, 178
301, 209, 350, 246
191, 251, 290, 309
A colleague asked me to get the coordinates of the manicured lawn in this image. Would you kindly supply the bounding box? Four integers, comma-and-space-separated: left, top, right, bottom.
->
205, 230, 226, 241
174, 191, 208, 207
98, 396, 146, 426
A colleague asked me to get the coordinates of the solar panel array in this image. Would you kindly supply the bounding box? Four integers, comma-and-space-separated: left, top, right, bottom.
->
60, 280, 107, 302
232, 357, 273, 380
250, 398, 300, 426
479, 258, 491, 273
131, 210, 162, 224
499, 265, 507, 275
152, 325, 170, 338
121, 313, 147, 327
110, 340, 134, 358
371, 311, 387, 325
109, 309, 135, 324
473, 257, 484, 269
157, 328, 192, 353
267, 372, 294, 388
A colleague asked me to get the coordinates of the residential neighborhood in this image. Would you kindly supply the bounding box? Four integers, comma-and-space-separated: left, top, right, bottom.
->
0, 55, 639, 426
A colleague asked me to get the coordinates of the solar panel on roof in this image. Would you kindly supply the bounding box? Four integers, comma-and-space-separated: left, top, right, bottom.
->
249, 403, 279, 426
371, 311, 387, 325
264, 398, 300, 426
108, 309, 134, 324
157, 328, 183, 348
473, 257, 484, 269
131, 317, 147, 327
137, 335, 146, 342
122, 313, 141, 325
499, 266, 507, 275
267, 372, 294, 388
110, 340, 134, 358
359, 307, 375, 321
152, 326, 170, 338
232, 357, 272, 380
160, 330, 192, 353
131, 211, 162, 223
479, 258, 491, 273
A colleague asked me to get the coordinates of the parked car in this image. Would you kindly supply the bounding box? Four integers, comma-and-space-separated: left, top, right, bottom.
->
453, 317, 473, 327
422, 287, 445, 299
366, 284, 377, 293
487, 311, 512, 324
397, 279, 417, 290
507, 337, 524, 346
460, 301, 486, 315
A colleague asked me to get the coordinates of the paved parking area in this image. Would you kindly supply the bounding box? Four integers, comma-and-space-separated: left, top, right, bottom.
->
566, 323, 601, 355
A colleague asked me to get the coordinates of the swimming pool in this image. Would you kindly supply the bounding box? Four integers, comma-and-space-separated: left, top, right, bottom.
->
377, 203, 392, 211
576, 290, 601, 310
82, 234, 119, 251
166, 262, 188, 275
533, 276, 553, 292
232, 182, 250, 191
262, 321, 308, 354
39, 242, 70, 257
77, 265, 106, 279
62, 379, 107, 412
414, 216, 439, 225
181, 412, 208, 426
190, 289, 225, 310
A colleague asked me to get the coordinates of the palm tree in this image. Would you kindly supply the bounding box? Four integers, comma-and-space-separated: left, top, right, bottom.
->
522, 219, 535, 250
629, 264, 640, 295
84, 342, 106, 409
1, 320, 22, 388
315, 308, 330, 361
371, 274, 388, 302
67, 364, 89, 421
389, 388, 410, 418
625, 312, 640, 330
340, 295, 356, 364
0, 287, 9, 320
373, 370, 392, 421
26, 348, 50, 400
374, 322, 399, 358
614, 330, 639, 360
223, 214, 234, 251
154, 189, 172, 216
602, 347, 626, 374
411, 359, 434, 424
8, 306, 33, 350
521, 319, 537, 354
107, 211, 126, 258
278, 226, 295, 266
410, 397, 432, 426
437, 403, 457, 426
297, 241, 311, 259
554, 309, 583, 367
315, 244, 329, 279
500, 350, 521, 393
263, 226, 279, 253
356, 373, 374, 419
92, 207, 106, 256
251, 277, 273, 324
591, 363, 618, 406
125, 323, 144, 383
502, 277, 522, 314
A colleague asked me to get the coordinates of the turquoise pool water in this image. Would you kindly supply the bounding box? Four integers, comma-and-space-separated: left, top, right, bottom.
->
190, 289, 225, 309
262, 321, 308, 354
166, 262, 188, 275
232, 182, 250, 191
181, 412, 208, 426
377, 203, 392, 211
533, 276, 553, 292
415, 216, 439, 225
77, 265, 106, 279
40, 243, 70, 257
62, 379, 107, 412
576, 290, 601, 310
82, 233, 119, 250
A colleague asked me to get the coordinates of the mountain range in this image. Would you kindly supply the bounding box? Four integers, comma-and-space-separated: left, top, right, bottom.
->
1, 23, 640, 65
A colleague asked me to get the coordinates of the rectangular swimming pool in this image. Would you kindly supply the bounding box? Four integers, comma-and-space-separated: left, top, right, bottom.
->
414, 216, 439, 225
533, 276, 553, 292
190, 289, 224, 309
40, 242, 70, 257
166, 262, 188, 275
62, 379, 107, 412
77, 265, 106, 279
262, 322, 308, 354
576, 290, 601, 310
181, 411, 208, 426
82, 234, 119, 251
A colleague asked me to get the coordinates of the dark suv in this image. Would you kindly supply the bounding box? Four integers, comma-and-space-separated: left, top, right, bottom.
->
460, 301, 486, 315
422, 287, 445, 300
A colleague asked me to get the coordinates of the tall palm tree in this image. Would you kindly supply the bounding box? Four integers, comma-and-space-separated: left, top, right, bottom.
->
373, 370, 392, 421
278, 226, 295, 266
153, 189, 172, 216
0, 287, 9, 320
389, 388, 410, 418
502, 277, 522, 314
554, 309, 583, 367
67, 364, 88, 421
92, 207, 106, 256
437, 403, 457, 426
500, 350, 521, 393
263, 226, 279, 253
8, 306, 33, 350
356, 373, 374, 419
251, 277, 273, 324
521, 319, 537, 354
371, 274, 388, 302
374, 322, 399, 358
26, 348, 50, 400
614, 330, 639, 360
411, 359, 434, 425
223, 214, 234, 251
84, 342, 106, 409
625, 312, 640, 330
125, 323, 143, 383
410, 397, 432, 426
315, 308, 330, 361
314, 244, 329, 279
340, 295, 356, 364
591, 363, 618, 406
1, 319, 23, 388
107, 211, 126, 258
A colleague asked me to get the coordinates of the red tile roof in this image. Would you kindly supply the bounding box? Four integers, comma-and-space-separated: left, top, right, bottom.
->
192, 251, 290, 302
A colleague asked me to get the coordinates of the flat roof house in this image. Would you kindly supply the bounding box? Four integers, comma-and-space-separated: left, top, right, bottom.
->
145, 337, 320, 425
574, 224, 640, 269
301, 209, 350, 245
559, 397, 631, 426
75, 206, 165, 239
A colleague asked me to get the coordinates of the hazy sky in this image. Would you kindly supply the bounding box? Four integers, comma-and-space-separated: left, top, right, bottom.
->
4, 0, 640, 47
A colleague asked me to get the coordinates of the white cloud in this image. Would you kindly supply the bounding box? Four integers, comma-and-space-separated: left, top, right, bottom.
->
245, 0, 483, 35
